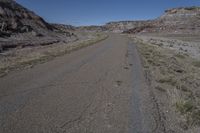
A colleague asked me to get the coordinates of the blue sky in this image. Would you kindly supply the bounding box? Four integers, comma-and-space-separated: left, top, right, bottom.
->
16, 0, 200, 26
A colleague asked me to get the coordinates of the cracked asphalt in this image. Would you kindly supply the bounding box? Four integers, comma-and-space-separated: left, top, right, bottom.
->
0, 34, 164, 133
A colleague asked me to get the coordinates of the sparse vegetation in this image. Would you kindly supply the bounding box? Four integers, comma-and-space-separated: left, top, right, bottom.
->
155, 85, 166, 92
175, 53, 186, 59
134, 37, 200, 130
185, 6, 200, 11
0, 33, 108, 77
157, 75, 177, 86
176, 100, 194, 114
192, 60, 200, 68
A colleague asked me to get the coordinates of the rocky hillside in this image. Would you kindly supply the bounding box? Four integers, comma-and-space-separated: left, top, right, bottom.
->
0, 0, 76, 52
104, 21, 150, 33
123, 6, 200, 34
156, 6, 200, 33
51, 24, 75, 32
76, 25, 107, 32
0, 0, 53, 36
75, 21, 151, 33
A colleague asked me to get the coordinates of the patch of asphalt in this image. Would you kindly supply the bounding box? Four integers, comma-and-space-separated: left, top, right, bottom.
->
0, 34, 165, 132
128, 42, 166, 133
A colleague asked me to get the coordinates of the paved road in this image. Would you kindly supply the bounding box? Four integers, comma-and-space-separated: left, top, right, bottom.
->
0, 34, 164, 133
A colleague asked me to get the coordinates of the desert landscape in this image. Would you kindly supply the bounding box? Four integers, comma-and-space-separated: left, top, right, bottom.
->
0, 0, 200, 132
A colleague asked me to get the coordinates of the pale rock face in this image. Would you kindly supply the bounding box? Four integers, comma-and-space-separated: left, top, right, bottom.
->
160, 7, 200, 22
104, 21, 149, 32
121, 7, 200, 34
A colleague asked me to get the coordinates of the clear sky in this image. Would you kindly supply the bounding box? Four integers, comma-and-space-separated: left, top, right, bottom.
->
16, 0, 200, 26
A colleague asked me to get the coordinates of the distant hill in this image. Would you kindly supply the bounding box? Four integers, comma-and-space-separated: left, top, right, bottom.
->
79, 7, 200, 34
0, 0, 53, 36
104, 21, 150, 33
51, 24, 76, 32
122, 6, 200, 34
0, 0, 76, 52
77, 25, 107, 32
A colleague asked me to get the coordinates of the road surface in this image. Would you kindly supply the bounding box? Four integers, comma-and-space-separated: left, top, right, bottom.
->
0, 34, 165, 133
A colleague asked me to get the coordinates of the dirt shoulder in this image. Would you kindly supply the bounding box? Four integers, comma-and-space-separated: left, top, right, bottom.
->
130, 35, 200, 132
0, 33, 108, 77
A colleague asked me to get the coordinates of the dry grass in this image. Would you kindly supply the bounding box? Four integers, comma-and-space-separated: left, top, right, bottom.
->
134, 37, 200, 130
176, 100, 194, 114
157, 74, 177, 86
0, 33, 108, 77
192, 60, 200, 68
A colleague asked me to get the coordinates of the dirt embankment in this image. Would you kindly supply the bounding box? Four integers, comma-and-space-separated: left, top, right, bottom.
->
131, 35, 200, 132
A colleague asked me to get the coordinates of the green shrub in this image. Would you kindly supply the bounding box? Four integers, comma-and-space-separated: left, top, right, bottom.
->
176, 100, 194, 114
192, 60, 200, 68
